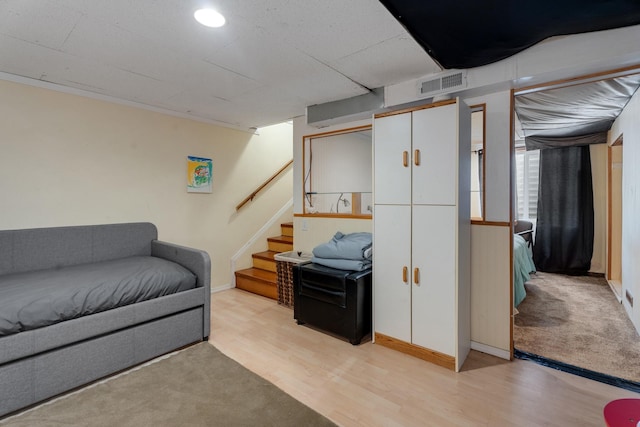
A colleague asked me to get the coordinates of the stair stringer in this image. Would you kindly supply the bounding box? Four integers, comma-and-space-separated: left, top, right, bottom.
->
230, 199, 293, 287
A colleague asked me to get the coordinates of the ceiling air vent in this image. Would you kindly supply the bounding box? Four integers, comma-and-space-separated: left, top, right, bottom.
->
417, 71, 467, 98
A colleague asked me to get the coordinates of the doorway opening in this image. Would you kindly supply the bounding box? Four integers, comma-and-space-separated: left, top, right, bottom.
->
511, 69, 640, 389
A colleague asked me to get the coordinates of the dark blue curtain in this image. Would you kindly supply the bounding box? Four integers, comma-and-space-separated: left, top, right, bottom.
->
533, 145, 594, 275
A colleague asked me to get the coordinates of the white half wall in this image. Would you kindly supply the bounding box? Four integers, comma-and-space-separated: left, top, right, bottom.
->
470, 224, 512, 353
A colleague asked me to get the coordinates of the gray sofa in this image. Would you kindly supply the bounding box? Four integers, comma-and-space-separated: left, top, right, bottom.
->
0, 222, 210, 417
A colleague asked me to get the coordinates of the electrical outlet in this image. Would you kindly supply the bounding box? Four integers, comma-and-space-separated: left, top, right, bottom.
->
302, 219, 308, 231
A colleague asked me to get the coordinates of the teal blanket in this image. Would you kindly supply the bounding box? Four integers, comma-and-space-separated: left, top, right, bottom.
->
514, 234, 536, 306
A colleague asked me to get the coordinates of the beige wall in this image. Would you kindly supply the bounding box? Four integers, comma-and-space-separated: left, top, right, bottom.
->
0, 79, 293, 291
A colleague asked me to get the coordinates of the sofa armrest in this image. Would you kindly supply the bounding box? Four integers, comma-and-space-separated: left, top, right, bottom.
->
151, 240, 211, 339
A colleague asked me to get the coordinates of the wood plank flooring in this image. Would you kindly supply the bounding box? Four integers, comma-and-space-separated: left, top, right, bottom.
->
210, 289, 639, 427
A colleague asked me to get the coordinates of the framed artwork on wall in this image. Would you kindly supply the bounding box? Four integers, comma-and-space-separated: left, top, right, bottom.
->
187, 156, 212, 193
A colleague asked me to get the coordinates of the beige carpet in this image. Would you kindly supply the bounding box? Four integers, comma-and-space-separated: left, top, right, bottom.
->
0, 343, 337, 427
514, 271, 640, 383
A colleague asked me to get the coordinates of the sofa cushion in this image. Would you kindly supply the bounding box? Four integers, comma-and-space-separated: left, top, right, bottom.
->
0, 223, 158, 276
0, 256, 196, 336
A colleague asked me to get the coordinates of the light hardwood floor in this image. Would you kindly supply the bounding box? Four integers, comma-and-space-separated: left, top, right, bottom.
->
210, 289, 638, 427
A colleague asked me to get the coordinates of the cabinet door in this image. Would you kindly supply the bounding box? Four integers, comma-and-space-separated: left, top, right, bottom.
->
412, 104, 457, 206
411, 204, 456, 356
373, 204, 411, 342
374, 113, 412, 205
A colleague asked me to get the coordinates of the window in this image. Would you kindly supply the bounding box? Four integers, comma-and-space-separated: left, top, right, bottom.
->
515, 149, 540, 220
302, 126, 372, 217
470, 105, 485, 220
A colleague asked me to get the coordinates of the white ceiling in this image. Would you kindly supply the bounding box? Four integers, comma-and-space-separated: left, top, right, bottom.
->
0, 0, 441, 130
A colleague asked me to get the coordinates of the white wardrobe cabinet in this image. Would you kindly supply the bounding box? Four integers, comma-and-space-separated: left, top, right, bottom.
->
373, 99, 471, 372
372, 204, 411, 342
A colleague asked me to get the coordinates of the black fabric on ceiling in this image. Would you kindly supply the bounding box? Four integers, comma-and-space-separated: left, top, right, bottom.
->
378, 0, 640, 69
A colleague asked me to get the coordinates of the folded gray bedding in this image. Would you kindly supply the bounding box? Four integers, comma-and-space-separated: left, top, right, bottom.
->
312, 232, 372, 260
0, 256, 196, 336
310, 256, 372, 271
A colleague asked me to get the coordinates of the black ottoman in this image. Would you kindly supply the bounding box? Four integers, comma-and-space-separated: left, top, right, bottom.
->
292, 263, 372, 345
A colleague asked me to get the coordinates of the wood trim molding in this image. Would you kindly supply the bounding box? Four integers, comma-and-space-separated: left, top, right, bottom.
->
608, 144, 613, 280
374, 99, 457, 119
514, 64, 640, 96
302, 124, 372, 141
294, 213, 372, 220
611, 133, 623, 147
302, 134, 309, 214
509, 88, 516, 359
302, 125, 373, 217
374, 333, 456, 371
470, 220, 510, 227
295, 217, 508, 224
480, 105, 487, 221
607, 137, 623, 282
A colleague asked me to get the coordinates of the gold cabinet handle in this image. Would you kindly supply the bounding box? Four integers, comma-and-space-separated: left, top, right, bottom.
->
413, 268, 420, 285
402, 266, 408, 283
414, 149, 421, 166
403, 151, 409, 167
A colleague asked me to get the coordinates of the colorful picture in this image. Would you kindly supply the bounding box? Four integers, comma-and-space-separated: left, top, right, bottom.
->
187, 156, 212, 193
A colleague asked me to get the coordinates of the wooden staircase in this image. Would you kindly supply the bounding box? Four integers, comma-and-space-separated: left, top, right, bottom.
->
235, 222, 293, 299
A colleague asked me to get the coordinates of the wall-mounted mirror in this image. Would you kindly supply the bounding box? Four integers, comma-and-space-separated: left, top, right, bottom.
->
302, 125, 372, 218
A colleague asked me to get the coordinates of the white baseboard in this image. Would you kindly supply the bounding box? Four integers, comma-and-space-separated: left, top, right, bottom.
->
211, 283, 234, 294
607, 279, 623, 303
471, 341, 511, 360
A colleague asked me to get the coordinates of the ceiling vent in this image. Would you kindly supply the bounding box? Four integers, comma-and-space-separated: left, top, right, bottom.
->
417, 71, 467, 98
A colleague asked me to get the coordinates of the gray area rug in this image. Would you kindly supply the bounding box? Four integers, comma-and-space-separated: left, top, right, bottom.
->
514, 271, 640, 383
0, 343, 336, 427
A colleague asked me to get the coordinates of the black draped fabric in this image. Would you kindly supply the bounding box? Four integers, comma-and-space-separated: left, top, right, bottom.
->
533, 146, 594, 274
378, 0, 640, 69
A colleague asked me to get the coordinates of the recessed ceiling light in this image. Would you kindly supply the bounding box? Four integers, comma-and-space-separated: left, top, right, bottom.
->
194, 8, 225, 28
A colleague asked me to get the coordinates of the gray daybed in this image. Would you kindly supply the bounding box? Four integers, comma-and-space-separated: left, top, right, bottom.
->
0, 222, 210, 417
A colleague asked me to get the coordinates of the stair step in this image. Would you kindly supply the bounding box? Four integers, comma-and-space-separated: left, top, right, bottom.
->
281, 222, 293, 237
267, 235, 293, 252
235, 268, 277, 300
236, 267, 277, 283
252, 250, 278, 272
234, 222, 294, 300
